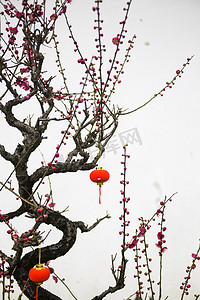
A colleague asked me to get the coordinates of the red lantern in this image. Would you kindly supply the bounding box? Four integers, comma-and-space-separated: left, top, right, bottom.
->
29, 263, 50, 299
90, 167, 110, 204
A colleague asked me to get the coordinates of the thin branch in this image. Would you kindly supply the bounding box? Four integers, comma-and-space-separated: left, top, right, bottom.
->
121, 56, 194, 115
75, 214, 111, 233
52, 272, 78, 300
0, 182, 35, 207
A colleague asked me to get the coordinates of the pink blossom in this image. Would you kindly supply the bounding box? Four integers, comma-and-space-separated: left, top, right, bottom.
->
157, 232, 164, 240
138, 226, 146, 237
15, 11, 24, 19
9, 27, 18, 34
192, 264, 196, 269
50, 14, 57, 20
112, 36, 120, 46
127, 238, 138, 249
156, 209, 162, 215
0, 214, 8, 221
192, 253, 196, 258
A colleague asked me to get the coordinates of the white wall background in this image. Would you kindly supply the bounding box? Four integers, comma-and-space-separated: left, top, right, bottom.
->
0, 0, 200, 299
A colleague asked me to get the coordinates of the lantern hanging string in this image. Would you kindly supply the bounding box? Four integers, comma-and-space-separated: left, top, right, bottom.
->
99, 185, 101, 204
38, 241, 41, 265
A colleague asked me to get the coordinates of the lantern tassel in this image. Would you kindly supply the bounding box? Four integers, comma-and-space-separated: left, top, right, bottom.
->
36, 286, 39, 300
99, 185, 101, 204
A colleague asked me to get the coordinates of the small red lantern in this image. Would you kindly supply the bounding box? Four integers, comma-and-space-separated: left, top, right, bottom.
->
90, 167, 110, 204
29, 263, 50, 299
